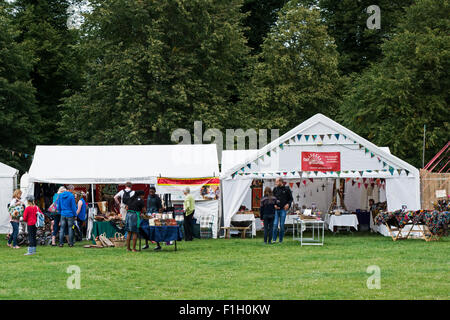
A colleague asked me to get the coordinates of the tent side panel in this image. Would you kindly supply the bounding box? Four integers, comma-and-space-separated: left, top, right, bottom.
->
386, 177, 420, 211
222, 179, 253, 228
0, 177, 14, 234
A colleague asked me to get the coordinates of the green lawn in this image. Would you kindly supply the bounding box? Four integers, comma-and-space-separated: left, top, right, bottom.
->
1, 232, 449, 300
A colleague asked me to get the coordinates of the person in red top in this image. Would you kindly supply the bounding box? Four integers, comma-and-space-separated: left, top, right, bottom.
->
22, 195, 42, 256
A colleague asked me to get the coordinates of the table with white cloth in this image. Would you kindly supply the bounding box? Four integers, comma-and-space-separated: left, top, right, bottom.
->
324, 213, 359, 232
231, 213, 256, 237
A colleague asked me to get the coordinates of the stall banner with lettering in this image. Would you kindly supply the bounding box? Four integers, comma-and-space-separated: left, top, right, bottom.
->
157, 177, 220, 201
301, 152, 341, 172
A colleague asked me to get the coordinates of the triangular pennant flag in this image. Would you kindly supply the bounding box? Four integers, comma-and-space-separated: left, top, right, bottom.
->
284, 140, 290, 145
314, 171, 318, 176
334, 134, 340, 140
377, 157, 381, 162
283, 172, 287, 176
397, 169, 402, 175
241, 167, 245, 172
298, 171, 302, 177
297, 134, 302, 141
312, 135, 317, 141
327, 134, 332, 140
364, 148, 369, 154
266, 151, 271, 157
346, 178, 351, 182
291, 136, 296, 142
363, 178, 367, 183
260, 155, 264, 161
289, 183, 294, 188
371, 183, 375, 188
305, 135, 310, 141
359, 171, 364, 176
359, 144, 364, 149
343, 135, 347, 140
309, 178, 314, 183
277, 172, 281, 176
319, 134, 325, 141
383, 162, 387, 168
296, 182, 300, 188
262, 173, 265, 177
389, 167, 394, 175
303, 180, 307, 186
374, 170, 379, 173
336, 171, 341, 176
291, 171, 296, 175
366, 170, 372, 173
245, 173, 251, 176
364, 183, 368, 189
405, 170, 409, 176
279, 144, 284, 150
247, 163, 251, 169
358, 183, 361, 189
370, 153, 375, 158
352, 180, 356, 186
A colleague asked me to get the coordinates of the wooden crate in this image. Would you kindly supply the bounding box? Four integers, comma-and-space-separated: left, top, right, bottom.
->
420, 169, 450, 210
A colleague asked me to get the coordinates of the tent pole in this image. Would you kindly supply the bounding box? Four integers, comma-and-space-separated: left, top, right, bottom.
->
91, 184, 94, 206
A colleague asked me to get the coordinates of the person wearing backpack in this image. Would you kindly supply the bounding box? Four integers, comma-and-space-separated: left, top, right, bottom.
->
114, 182, 135, 221
22, 195, 42, 256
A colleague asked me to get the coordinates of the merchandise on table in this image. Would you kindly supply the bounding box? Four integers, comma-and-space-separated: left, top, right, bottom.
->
375, 210, 449, 235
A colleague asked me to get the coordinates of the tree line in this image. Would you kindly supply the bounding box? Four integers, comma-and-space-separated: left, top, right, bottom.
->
1, 0, 448, 172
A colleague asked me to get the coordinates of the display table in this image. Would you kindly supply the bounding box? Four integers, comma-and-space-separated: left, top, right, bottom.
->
293, 218, 324, 246
231, 213, 256, 237
324, 214, 359, 232
139, 223, 183, 251
90, 221, 122, 244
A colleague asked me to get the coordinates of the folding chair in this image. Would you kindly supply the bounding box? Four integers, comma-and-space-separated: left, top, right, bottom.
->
199, 215, 214, 239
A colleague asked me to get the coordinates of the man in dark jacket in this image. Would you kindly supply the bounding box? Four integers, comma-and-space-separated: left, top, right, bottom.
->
272, 178, 293, 243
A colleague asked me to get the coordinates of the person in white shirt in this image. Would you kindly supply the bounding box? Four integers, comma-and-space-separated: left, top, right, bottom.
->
114, 182, 134, 221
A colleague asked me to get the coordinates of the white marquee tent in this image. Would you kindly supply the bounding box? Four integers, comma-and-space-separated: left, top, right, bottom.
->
0, 162, 19, 234
220, 114, 420, 230
26, 144, 221, 238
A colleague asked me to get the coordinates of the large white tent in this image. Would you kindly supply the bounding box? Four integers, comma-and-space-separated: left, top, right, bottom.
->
27, 144, 221, 238
0, 162, 19, 234
220, 114, 420, 230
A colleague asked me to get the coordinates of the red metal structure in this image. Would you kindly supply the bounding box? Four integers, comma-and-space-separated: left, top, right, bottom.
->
423, 141, 450, 173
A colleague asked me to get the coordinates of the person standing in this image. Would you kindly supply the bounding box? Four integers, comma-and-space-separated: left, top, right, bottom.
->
183, 187, 195, 241
76, 192, 87, 239
260, 187, 279, 244
143, 186, 163, 250
56, 185, 77, 247
114, 182, 135, 221
125, 190, 145, 252
7, 189, 24, 249
50, 186, 66, 246
272, 178, 293, 243
22, 195, 42, 256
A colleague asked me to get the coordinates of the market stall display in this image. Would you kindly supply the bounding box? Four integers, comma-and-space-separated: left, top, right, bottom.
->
324, 213, 359, 233
375, 210, 449, 241
230, 212, 256, 237
139, 222, 182, 251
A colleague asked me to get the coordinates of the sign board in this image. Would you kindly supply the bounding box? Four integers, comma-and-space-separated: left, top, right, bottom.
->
435, 189, 447, 198
302, 152, 341, 172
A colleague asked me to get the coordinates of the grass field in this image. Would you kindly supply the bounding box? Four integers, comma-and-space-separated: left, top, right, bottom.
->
0, 232, 449, 300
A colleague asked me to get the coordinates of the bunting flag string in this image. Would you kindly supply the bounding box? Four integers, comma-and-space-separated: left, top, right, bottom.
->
0, 147, 33, 160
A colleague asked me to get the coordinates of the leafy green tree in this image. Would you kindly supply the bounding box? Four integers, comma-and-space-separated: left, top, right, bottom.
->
241, 0, 289, 54
0, 1, 38, 172
61, 0, 250, 145
299, 0, 414, 75
340, 0, 449, 168
13, 0, 85, 145
241, 1, 342, 133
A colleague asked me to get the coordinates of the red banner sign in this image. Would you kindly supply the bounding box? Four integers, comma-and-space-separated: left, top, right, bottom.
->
301, 152, 340, 172
157, 177, 220, 186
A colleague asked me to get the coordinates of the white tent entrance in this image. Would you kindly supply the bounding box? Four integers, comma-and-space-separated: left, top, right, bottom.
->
26, 144, 220, 238
220, 114, 420, 234
0, 162, 19, 234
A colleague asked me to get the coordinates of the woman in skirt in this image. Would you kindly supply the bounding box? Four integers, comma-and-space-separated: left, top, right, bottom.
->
125, 190, 145, 252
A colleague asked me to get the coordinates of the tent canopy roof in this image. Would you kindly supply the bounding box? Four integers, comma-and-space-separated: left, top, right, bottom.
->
28, 145, 219, 184
0, 162, 19, 178
221, 113, 418, 179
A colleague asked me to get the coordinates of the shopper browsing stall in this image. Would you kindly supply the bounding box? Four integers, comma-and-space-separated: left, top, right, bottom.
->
22, 195, 42, 256
50, 186, 65, 246
183, 187, 195, 241
114, 182, 135, 221
56, 185, 77, 247
143, 186, 163, 250
260, 187, 279, 244
76, 192, 87, 239
273, 178, 293, 243
125, 190, 145, 252
7, 189, 24, 249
